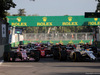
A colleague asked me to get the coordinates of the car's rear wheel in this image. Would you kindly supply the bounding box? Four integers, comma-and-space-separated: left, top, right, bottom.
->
72, 52, 82, 62
59, 50, 67, 61
34, 51, 40, 62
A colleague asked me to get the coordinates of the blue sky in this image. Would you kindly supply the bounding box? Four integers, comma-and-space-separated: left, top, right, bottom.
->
8, 0, 98, 16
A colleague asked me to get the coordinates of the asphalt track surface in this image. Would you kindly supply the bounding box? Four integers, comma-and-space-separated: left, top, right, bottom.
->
0, 58, 100, 75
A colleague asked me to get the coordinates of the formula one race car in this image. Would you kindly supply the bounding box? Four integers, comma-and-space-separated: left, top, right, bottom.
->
34, 43, 52, 58
4, 45, 40, 62
70, 45, 96, 61
26, 43, 53, 58
51, 45, 67, 61
52, 44, 96, 62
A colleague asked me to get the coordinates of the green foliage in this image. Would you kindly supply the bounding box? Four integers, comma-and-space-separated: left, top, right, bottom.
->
18, 9, 26, 16
22, 26, 93, 33
4, 12, 11, 16
0, 0, 16, 18
12, 9, 26, 16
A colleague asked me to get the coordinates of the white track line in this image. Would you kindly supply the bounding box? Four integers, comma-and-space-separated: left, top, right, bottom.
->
0, 60, 4, 65
0, 65, 34, 68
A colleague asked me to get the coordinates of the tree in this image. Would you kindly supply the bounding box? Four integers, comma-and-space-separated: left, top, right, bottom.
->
12, 9, 26, 16
18, 9, 26, 16
0, 0, 36, 18
0, 0, 16, 18
4, 12, 11, 16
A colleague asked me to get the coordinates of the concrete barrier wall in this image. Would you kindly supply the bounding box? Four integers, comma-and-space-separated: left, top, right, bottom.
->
0, 45, 4, 58
0, 18, 9, 58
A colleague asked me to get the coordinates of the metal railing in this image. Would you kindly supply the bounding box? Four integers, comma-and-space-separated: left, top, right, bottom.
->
23, 33, 93, 41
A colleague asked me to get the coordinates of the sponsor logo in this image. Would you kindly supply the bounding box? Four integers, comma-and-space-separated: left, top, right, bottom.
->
88, 18, 100, 25
94, 18, 98, 21
37, 17, 52, 26
42, 17, 47, 22
11, 17, 27, 26
17, 17, 21, 22
62, 17, 78, 26
68, 17, 72, 21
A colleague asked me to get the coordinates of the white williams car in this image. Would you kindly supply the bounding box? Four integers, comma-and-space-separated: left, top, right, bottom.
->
70, 45, 96, 61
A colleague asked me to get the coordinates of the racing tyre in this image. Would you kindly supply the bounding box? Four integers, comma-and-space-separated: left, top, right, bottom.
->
53, 50, 59, 60
4, 52, 10, 62
34, 57, 40, 62
9, 51, 15, 62
59, 51, 67, 61
34, 51, 40, 62
72, 52, 82, 62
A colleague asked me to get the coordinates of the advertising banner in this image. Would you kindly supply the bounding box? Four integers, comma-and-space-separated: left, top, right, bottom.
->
7, 16, 100, 27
